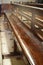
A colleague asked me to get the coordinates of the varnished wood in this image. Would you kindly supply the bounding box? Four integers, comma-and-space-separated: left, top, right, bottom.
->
11, 13, 43, 41
5, 13, 43, 65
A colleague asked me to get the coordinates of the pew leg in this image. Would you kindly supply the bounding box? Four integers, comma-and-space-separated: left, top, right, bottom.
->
14, 40, 23, 56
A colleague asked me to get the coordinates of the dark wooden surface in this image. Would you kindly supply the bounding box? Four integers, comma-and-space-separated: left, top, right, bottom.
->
26, 3, 43, 8
4, 13, 43, 65
12, 12, 43, 41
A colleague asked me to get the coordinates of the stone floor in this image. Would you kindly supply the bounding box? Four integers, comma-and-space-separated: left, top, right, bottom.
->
3, 56, 25, 65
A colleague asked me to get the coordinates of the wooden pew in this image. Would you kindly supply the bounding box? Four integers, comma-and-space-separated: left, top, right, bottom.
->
26, 3, 43, 8
4, 12, 43, 65
10, 12, 43, 41
12, 3, 43, 41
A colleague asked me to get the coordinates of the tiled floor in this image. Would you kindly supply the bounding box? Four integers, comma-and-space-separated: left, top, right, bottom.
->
0, 16, 4, 65
0, 34, 2, 65
3, 56, 26, 65
11, 56, 25, 65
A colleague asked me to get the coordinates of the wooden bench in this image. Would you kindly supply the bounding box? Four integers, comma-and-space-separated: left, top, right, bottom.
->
4, 12, 43, 65
12, 11, 43, 41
